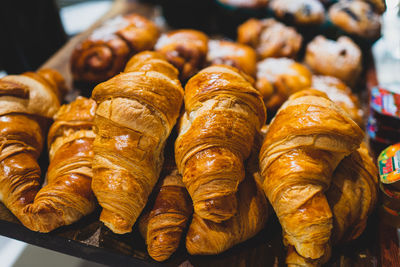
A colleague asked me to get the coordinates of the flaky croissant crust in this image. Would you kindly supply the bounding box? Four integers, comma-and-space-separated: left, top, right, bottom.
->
175, 65, 266, 223
259, 90, 364, 260
91, 51, 184, 234
22, 97, 97, 233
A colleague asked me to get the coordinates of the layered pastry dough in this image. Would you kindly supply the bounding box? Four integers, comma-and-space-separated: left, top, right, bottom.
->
286, 143, 378, 266
186, 134, 268, 255
155, 29, 208, 81
23, 97, 97, 232
256, 58, 312, 112
91, 51, 184, 234
71, 14, 159, 83
139, 168, 192, 261
259, 89, 364, 260
0, 69, 65, 224
175, 65, 266, 223
207, 40, 257, 77
238, 18, 302, 59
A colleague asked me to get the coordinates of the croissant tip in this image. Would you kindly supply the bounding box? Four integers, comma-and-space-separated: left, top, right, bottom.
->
100, 209, 133, 234
149, 251, 173, 262
20, 203, 65, 233
194, 195, 238, 223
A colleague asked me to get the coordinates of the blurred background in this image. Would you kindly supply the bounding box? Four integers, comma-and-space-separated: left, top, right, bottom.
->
0, 0, 113, 77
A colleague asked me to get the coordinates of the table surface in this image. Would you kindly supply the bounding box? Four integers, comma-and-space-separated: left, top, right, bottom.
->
1, 0, 399, 266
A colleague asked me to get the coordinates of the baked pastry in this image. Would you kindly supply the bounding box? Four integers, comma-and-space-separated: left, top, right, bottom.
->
269, 0, 325, 25
23, 97, 96, 232
71, 14, 159, 83
155, 29, 208, 81
91, 51, 184, 234
207, 39, 257, 77
328, 0, 381, 40
186, 139, 268, 255
259, 89, 364, 260
139, 168, 193, 261
256, 57, 312, 112
286, 143, 378, 266
305, 35, 362, 86
237, 18, 303, 59
0, 69, 64, 224
217, 0, 269, 8
365, 0, 386, 14
175, 65, 266, 223
311, 75, 363, 126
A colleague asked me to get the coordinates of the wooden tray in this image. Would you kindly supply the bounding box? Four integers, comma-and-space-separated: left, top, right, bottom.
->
1, 0, 399, 266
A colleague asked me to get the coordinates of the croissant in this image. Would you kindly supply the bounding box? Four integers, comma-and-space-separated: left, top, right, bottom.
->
139, 168, 193, 261
256, 58, 312, 113
186, 138, 268, 255
286, 143, 378, 266
175, 65, 266, 223
71, 14, 159, 84
91, 51, 184, 234
311, 75, 363, 126
0, 69, 64, 224
237, 18, 302, 59
259, 89, 364, 260
155, 29, 208, 81
207, 40, 257, 77
22, 97, 96, 232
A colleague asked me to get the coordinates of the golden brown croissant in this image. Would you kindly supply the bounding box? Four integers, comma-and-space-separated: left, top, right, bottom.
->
71, 14, 159, 83
207, 40, 257, 77
286, 143, 378, 266
139, 168, 193, 261
186, 139, 268, 255
311, 75, 364, 126
175, 65, 266, 223
256, 58, 312, 113
155, 29, 208, 81
22, 97, 96, 232
0, 69, 64, 224
237, 18, 302, 59
91, 51, 184, 234
259, 89, 364, 260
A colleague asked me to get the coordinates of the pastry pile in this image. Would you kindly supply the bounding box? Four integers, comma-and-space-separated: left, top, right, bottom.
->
0, 10, 379, 266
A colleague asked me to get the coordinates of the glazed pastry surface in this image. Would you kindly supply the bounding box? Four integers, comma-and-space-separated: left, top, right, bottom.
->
91, 51, 184, 234
175, 65, 266, 223
23, 97, 97, 233
286, 143, 378, 266
186, 136, 268, 255
259, 89, 364, 260
139, 168, 193, 261
0, 69, 64, 224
